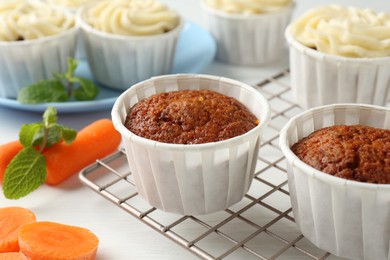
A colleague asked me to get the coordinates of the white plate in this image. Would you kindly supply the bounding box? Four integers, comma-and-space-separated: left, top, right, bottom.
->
0, 21, 216, 113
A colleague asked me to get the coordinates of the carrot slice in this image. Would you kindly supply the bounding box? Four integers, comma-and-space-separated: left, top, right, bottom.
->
0, 141, 23, 183
19, 221, 99, 260
0, 207, 36, 253
44, 118, 121, 185
0, 252, 28, 260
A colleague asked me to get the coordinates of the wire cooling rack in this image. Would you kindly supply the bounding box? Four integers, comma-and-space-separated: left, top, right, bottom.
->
79, 69, 344, 260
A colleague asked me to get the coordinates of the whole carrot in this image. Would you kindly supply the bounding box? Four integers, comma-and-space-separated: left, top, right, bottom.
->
0, 207, 36, 253
0, 141, 23, 183
18, 221, 99, 260
44, 119, 121, 185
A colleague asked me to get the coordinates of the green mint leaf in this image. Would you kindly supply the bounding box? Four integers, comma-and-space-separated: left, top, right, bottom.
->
46, 125, 62, 148
53, 73, 67, 80
43, 106, 58, 126
72, 77, 99, 101
3, 147, 47, 199
58, 125, 77, 144
31, 127, 45, 148
67, 57, 79, 76
19, 123, 44, 148
17, 80, 68, 104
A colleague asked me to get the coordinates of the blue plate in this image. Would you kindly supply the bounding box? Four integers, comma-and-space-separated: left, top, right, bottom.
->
0, 21, 216, 113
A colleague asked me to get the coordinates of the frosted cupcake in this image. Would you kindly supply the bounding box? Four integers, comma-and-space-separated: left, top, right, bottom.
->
47, 0, 96, 58
78, 0, 182, 90
112, 74, 270, 215
279, 103, 390, 260
285, 5, 390, 109
0, 0, 77, 98
201, 0, 294, 65
47, 0, 94, 11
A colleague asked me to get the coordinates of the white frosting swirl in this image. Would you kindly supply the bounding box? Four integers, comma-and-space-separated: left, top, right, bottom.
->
83, 0, 180, 36
47, 0, 92, 9
203, 0, 292, 15
290, 5, 390, 58
0, 0, 75, 41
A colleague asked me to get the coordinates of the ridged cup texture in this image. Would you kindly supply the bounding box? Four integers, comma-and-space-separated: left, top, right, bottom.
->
280, 104, 390, 260
202, 4, 293, 65
0, 27, 78, 98
78, 13, 183, 90
286, 27, 390, 109
112, 74, 270, 215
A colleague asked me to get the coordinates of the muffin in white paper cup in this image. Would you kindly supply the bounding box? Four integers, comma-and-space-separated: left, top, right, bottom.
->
112, 74, 270, 215
279, 103, 390, 260
201, 0, 294, 65
0, 0, 78, 99
286, 5, 390, 109
78, 0, 183, 90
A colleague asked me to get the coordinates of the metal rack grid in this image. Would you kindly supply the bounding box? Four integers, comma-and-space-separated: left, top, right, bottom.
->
79, 69, 343, 260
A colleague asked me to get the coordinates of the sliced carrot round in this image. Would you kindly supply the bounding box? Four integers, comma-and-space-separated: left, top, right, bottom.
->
0, 207, 36, 253
0, 252, 28, 260
19, 221, 99, 260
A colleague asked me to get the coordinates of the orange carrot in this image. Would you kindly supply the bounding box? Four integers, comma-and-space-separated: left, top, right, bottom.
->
0, 207, 36, 253
0, 141, 23, 183
19, 221, 99, 260
0, 252, 28, 260
44, 119, 121, 185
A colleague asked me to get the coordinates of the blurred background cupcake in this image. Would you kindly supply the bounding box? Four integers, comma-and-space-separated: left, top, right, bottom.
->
279, 103, 390, 260
78, 0, 183, 90
47, 0, 94, 11
286, 5, 390, 109
201, 0, 294, 65
46, 0, 96, 59
112, 74, 270, 215
0, 0, 78, 98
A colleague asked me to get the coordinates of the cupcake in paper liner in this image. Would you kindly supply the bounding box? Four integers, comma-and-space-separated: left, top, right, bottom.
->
285, 5, 390, 109
47, 0, 94, 11
111, 74, 270, 215
78, 0, 183, 90
201, 0, 294, 65
0, 0, 78, 99
279, 103, 390, 260
46, 0, 96, 59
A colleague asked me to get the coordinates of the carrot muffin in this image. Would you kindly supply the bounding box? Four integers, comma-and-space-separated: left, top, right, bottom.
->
78, 0, 182, 89
0, 0, 77, 98
0, 0, 75, 41
201, 0, 294, 65
47, 0, 93, 10
279, 104, 390, 259
203, 0, 292, 14
81, 0, 180, 36
292, 125, 390, 184
112, 74, 270, 215
285, 5, 390, 109
290, 5, 390, 58
125, 89, 259, 144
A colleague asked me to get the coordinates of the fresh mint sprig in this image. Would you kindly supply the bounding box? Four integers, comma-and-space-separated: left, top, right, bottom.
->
3, 106, 77, 199
17, 57, 99, 104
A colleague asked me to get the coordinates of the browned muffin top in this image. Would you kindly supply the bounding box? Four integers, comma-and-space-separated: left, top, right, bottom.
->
124, 89, 259, 144
292, 125, 390, 184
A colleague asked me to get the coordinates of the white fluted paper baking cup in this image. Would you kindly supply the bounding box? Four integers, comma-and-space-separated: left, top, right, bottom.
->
201, 2, 293, 65
285, 26, 390, 109
78, 7, 183, 90
0, 25, 78, 99
112, 74, 270, 215
279, 103, 390, 260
